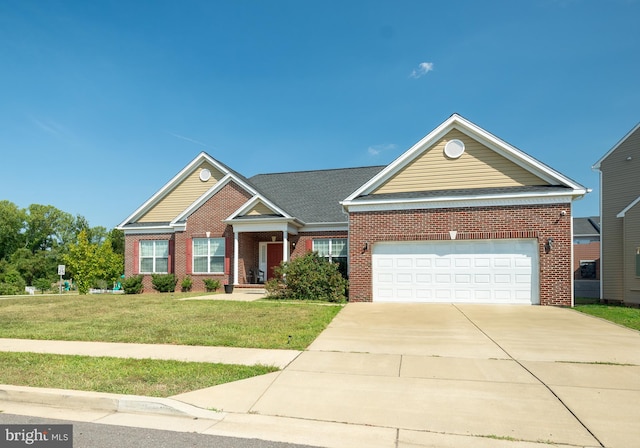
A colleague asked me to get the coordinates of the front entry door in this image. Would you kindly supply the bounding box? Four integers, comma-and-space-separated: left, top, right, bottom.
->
266, 243, 283, 281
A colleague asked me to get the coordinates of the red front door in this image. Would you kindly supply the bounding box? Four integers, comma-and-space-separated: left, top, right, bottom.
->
266, 243, 283, 281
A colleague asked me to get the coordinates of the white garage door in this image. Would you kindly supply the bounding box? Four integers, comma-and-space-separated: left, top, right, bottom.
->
372, 239, 539, 304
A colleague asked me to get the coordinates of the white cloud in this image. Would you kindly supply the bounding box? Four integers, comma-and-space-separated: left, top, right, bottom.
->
410, 62, 434, 79
368, 143, 397, 156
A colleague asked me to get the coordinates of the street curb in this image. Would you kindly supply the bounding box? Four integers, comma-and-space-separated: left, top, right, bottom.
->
0, 385, 225, 420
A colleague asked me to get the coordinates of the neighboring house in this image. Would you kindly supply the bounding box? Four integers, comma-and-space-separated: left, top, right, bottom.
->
118, 114, 588, 305
593, 122, 640, 305
573, 216, 600, 299
573, 216, 601, 280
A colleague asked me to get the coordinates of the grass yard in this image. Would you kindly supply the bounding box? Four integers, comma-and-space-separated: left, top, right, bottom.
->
0, 294, 343, 350
0, 352, 277, 397
574, 303, 640, 331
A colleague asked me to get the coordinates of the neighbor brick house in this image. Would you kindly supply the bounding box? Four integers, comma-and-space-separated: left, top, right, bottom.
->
118, 114, 588, 305
593, 122, 640, 305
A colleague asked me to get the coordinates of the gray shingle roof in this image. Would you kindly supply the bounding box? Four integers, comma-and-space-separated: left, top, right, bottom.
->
573, 216, 600, 236
248, 166, 386, 223
354, 185, 574, 201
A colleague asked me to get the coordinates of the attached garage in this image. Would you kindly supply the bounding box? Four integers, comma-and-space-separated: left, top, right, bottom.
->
372, 239, 539, 304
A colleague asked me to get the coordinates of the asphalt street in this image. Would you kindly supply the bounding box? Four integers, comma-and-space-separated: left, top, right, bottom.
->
0, 414, 320, 448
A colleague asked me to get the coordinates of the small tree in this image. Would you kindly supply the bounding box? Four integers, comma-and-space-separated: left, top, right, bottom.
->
63, 230, 123, 294
33, 278, 52, 294
265, 252, 348, 302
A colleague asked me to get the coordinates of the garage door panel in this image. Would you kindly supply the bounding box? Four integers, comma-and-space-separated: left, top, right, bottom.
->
372, 239, 539, 304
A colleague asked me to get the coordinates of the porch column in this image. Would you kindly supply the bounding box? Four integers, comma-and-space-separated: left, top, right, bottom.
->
283, 231, 289, 262
233, 231, 239, 285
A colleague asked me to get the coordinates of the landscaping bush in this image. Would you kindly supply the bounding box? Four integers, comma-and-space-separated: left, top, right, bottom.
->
122, 275, 144, 294
33, 278, 52, 294
181, 276, 193, 292
203, 278, 220, 292
265, 252, 348, 302
151, 274, 177, 293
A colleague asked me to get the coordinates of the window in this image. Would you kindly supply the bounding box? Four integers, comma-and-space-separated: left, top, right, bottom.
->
314, 238, 348, 277
140, 240, 169, 273
579, 260, 596, 279
193, 238, 225, 273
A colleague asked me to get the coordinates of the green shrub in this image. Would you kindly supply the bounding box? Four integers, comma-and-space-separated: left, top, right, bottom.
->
33, 278, 52, 294
122, 275, 144, 294
265, 252, 348, 302
181, 276, 193, 292
151, 274, 177, 293
203, 278, 220, 292
0, 266, 26, 295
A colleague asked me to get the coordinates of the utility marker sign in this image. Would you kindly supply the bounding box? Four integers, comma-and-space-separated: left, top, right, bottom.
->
0, 425, 72, 447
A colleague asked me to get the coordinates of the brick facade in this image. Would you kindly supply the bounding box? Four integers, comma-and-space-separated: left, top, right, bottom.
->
573, 242, 600, 280
348, 203, 573, 306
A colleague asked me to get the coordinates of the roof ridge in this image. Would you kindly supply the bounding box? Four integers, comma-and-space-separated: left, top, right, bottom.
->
250, 165, 386, 177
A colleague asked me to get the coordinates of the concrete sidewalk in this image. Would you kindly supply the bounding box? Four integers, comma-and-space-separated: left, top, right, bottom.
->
2, 304, 640, 448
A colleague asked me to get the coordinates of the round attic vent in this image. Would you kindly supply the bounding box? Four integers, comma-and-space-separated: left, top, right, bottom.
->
199, 168, 212, 182
444, 139, 465, 159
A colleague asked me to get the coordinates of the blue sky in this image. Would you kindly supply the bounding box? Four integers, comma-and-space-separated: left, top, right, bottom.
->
1, 0, 638, 229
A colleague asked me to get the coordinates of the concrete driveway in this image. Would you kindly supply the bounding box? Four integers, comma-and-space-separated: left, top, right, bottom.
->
177, 304, 640, 447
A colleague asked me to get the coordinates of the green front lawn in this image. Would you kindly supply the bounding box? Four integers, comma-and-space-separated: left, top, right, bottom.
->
0, 294, 343, 350
574, 304, 640, 331
0, 352, 277, 397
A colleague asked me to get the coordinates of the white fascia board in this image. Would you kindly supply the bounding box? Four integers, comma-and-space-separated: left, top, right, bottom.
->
171, 171, 265, 225
345, 115, 459, 201
593, 122, 640, 170
452, 121, 585, 189
617, 195, 640, 218
227, 218, 301, 235
343, 193, 575, 213
118, 152, 231, 227
227, 194, 293, 220
300, 222, 348, 232
121, 225, 175, 235
344, 114, 586, 202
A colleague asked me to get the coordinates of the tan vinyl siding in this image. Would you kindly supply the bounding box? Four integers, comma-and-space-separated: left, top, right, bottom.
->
623, 204, 640, 304
245, 202, 277, 216
373, 129, 548, 194
139, 162, 224, 222
600, 127, 640, 301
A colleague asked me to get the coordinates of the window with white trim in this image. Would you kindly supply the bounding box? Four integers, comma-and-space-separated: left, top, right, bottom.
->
193, 238, 225, 273
313, 238, 348, 277
140, 240, 169, 273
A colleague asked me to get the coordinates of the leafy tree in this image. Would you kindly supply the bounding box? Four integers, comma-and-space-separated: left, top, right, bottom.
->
10, 247, 57, 286
0, 200, 26, 261
63, 230, 123, 294
23, 204, 73, 253
265, 252, 348, 302
0, 260, 26, 295
108, 228, 125, 256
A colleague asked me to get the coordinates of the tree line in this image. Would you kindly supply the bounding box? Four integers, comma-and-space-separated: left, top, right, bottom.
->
0, 200, 124, 295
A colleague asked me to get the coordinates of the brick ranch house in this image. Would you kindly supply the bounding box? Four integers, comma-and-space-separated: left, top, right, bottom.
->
118, 114, 588, 305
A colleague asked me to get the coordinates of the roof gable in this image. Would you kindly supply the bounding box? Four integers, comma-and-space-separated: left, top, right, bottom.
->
593, 122, 640, 170
249, 166, 385, 224
118, 152, 256, 229
346, 114, 587, 202
617, 195, 640, 218
373, 128, 548, 195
